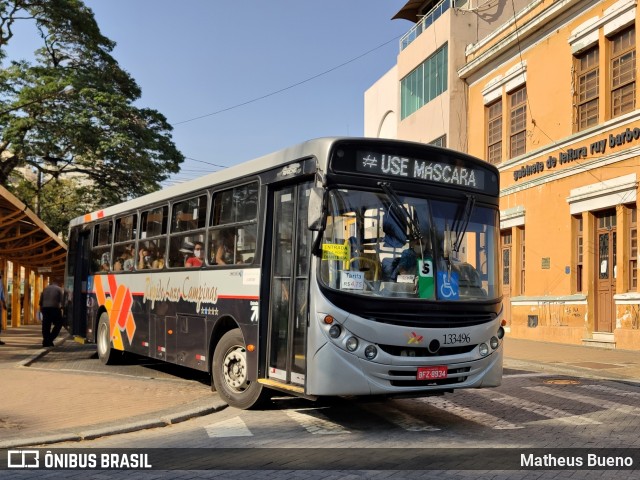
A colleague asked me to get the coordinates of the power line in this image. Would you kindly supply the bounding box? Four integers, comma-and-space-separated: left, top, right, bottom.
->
185, 156, 228, 169
172, 35, 402, 126
508, 0, 620, 191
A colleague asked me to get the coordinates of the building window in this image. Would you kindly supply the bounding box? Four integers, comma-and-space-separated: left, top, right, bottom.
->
487, 99, 502, 164
429, 134, 446, 147
400, 43, 448, 119
576, 47, 599, 130
575, 215, 583, 292
509, 87, 527, 158
611, 26, 636, 117
630, 206, 637, 291
501, 231, 512, 287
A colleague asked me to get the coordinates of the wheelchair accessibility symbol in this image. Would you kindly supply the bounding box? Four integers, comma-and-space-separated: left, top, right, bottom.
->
437, 272, 459, 300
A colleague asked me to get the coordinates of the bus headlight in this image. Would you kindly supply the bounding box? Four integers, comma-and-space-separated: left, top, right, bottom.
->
364, 345, 378, 360
479, 343, 489, 356
497, 326, 505, 339
346, 336, 359, 352
329, 324, 342, 339
490, 336, 499, 350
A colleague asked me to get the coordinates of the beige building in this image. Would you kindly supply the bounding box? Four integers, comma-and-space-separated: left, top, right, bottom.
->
365, 0, 640, 350
365, 0, 530, 148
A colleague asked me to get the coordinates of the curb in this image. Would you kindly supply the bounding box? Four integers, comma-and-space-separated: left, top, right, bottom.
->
16, 335, 70, 368
0, 398, 227, 449
2, 335, 229, 449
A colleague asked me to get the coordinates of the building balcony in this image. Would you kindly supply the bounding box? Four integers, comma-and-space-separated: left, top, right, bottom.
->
399, 0, 451, 51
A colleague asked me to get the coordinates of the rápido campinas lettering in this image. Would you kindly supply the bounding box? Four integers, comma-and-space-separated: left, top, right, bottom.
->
144, 276, 218, 312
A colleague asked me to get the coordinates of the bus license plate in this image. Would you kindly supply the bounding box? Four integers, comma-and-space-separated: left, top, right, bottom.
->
417, 366, 448, 380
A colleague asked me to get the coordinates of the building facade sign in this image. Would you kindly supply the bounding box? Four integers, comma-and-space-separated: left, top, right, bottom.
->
514, 126, 640, 181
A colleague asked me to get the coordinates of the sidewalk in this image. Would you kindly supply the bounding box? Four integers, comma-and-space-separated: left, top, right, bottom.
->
503, 335, 640, 383
0, 325, 639, 449
0, 325, 226, 449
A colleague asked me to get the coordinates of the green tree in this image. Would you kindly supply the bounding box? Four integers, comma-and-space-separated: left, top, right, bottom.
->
12, 173, 94, 238
0, 0, 184, 223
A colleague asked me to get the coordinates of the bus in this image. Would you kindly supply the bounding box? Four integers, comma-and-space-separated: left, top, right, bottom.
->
65, 137, 504, 409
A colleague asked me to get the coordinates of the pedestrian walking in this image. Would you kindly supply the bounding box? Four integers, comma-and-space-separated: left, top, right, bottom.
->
39, 278, 65, 348
0, 272, 6, 345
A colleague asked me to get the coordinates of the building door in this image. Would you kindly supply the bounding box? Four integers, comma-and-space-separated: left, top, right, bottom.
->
267, 182, 312, 386
501, 231, 512, 325
595, 210, 616, 332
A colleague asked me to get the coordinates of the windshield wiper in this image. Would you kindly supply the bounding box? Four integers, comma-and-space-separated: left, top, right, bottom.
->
453, 194, 476, 253
378, 182, 422, 242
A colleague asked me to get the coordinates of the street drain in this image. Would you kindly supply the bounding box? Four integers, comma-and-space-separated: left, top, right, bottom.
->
543, 379, 580, 385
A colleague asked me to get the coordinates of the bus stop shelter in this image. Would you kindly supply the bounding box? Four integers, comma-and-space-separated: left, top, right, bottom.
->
0, 185, 67, 329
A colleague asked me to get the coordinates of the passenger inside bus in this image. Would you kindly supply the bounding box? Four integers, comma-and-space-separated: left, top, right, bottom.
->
123, 245, 135, 271
138, 247, 152, 269
215, 229, 235, 265
100, 252, 110, 272
185, 241, 204, 268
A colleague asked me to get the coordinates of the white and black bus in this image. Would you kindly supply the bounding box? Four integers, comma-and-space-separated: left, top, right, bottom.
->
65, 137, 504, 409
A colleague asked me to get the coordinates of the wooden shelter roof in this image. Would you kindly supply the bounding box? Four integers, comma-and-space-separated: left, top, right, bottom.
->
0, 185, 67, 279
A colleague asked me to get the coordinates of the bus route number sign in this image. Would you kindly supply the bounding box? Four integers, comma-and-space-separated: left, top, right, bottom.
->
417, 366, 448, 380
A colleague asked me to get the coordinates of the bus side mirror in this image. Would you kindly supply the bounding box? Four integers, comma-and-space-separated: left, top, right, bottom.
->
308, 187, 325, 231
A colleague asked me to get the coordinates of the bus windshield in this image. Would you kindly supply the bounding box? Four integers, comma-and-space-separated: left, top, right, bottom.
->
319, 188, 500, 301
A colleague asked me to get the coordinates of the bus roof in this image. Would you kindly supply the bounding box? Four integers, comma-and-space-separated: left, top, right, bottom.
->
69, 137, 341, 227
69, 137, 495, 228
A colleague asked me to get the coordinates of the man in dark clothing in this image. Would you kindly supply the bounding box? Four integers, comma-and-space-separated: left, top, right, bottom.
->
39, 279, 65, 348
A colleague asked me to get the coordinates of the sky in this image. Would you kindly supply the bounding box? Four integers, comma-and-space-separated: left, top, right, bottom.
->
4, 1, 412, 187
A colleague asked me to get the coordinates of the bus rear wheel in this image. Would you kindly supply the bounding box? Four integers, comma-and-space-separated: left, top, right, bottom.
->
212, 329, 267, 409
96, 312, 120, 365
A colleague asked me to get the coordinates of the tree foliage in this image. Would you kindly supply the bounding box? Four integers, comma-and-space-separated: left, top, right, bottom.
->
0, 0, 184, 227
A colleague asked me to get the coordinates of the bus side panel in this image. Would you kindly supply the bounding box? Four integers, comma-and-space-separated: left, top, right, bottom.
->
128, 304, 151, 356
153, 314, 166, 360
176, 315, 207, 370
88, 270, 260, 373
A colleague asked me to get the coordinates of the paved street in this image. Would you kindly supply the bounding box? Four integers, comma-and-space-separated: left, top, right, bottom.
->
1, 326, 639, 479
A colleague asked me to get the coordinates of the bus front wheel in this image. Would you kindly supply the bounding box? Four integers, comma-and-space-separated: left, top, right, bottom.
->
212, 329, 267, 409
96, 313, 120, 365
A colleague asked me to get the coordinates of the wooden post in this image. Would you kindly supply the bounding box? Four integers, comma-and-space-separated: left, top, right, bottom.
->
22, 267, 32, 325
0, 258, 6, 331
11, 264, 20, 327
34, 273, 42, 325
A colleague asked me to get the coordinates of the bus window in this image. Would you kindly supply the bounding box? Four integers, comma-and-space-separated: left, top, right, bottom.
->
91, 221, 113, 274
208, 225, 257, 265
211, 183, 258, 225
112, 214, 137, 272
209, 183, 258, 266
169, 234, 205, 268
139, 206, 168, 270
171, 195, 207, 232
168, 195, 207, 268
140, 206, 168, 239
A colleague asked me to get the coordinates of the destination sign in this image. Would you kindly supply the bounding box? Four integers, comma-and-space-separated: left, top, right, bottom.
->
355, 151, 485, 190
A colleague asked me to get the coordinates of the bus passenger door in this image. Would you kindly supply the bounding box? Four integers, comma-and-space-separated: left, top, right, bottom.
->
267, 182, 312, 387
66, 228, 91, 339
